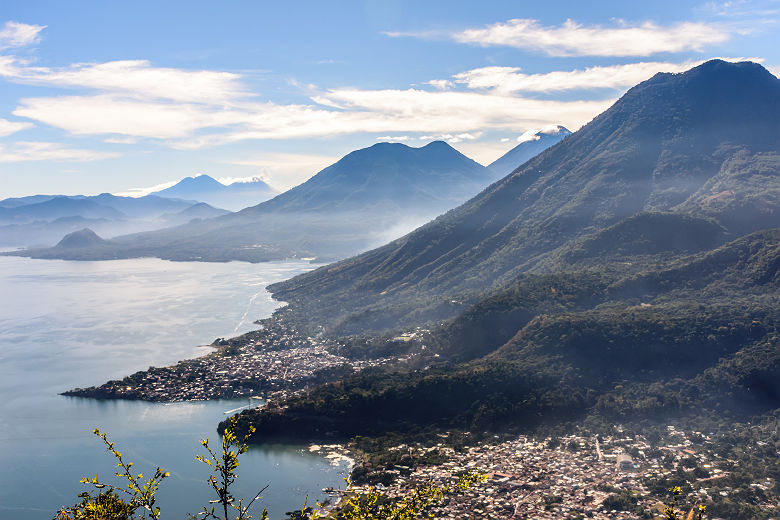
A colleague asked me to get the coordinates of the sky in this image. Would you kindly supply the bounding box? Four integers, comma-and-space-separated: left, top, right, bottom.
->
0, 0, 778, 198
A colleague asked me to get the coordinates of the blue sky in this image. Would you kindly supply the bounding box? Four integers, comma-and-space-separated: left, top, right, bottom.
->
1, 0, 778, 198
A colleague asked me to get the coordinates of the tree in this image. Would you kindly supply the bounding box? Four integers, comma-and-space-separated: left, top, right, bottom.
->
55, 422, 484, 520
192, 415, 267, 520
55, 428, 169, 520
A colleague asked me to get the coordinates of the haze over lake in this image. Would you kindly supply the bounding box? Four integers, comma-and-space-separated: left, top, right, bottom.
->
0, 255, 347, 519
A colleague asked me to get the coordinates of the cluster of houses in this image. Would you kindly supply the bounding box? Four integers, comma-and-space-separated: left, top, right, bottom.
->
352, 427, 753, 520
69, 322, 393, 401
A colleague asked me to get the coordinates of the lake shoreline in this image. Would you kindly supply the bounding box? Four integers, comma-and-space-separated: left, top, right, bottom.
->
0, 256, 348, 520
60, 317, 392, 403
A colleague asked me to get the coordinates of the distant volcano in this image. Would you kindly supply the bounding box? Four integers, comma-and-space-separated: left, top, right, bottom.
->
488, 125, 571, 178
152, 174, 278, 211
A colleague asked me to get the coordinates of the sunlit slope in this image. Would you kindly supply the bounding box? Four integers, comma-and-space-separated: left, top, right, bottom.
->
270, 60, 780, 333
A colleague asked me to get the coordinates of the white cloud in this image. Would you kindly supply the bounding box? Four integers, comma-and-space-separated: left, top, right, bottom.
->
0, 117, 33, 137
13, 94, 237, 138
162, 88, 611, 150
0, 21, 46, 50
451, 61, 697, 94
3, 30, 680, 150
1, 25, 619, 149
9, 68, 614, 148
0, 58, 247, 103
453, 125, 572, 165
439, 18, 731, 57
376, 135, 412, 142
103, 136, 139, 145
224, 152, 339, 191
420, 132, 482, 144
115, 180, 179, 198
308, 88, 612, 136
768, 65, 780, 77
215, 175, 271, 186
442, 57, 764, 95
450, 140, 519, 166
516, 124, 568, 143
0, 141, 120, 163
538, 124, 567, 135
516, 131, 541, 144
424, 79, 454, 90
702, 0, 780, 19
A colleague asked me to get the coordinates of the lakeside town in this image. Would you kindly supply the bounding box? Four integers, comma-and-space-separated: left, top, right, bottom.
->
348, 426, 775, 520
61, 321, 778, 519
64, 321, 399, 401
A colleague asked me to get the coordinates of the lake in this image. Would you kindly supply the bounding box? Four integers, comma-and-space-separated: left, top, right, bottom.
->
0, 255, 348, 519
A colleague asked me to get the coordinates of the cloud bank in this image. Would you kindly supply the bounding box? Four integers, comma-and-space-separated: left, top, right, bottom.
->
0, 20, 760, 162
405, 18, 732, 57
0, 141, 120, 163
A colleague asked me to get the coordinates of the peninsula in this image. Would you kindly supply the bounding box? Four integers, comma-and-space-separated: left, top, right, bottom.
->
63, 319, 403, 402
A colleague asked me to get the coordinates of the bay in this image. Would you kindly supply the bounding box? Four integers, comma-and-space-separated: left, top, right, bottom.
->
0, 255, 348, 519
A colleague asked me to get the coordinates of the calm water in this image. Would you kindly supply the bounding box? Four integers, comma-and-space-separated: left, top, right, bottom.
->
0, 256, 348, 519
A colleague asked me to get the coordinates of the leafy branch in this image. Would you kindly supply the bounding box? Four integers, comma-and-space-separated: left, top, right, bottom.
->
191, 415, 268, 520
56, 428, 169, 520
664, 486, 706, 520
324, 471, 486, 520
55, 420, 485, 520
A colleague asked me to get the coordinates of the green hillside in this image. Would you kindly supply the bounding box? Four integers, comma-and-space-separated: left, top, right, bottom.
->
236, 228, 780, 440
236, 61, 780, 446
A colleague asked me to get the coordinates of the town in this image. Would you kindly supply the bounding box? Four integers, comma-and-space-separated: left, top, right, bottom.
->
62, 322, 778, 519
346, 426, 775, 520
63, 321, 397, 401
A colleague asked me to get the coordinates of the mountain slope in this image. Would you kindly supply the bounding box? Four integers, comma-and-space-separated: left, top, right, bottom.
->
88, 193, 194, 218
0, 196, 127, 224
0, 195, 57, 208
54, 228, 109, 249
269, 60, 780, 334
15, 141, 495, 262
487, 125, 571, 178
0, 193, 209, 247
160, 202, 231, 225
253, 141, 492, 213
238, 229, 780, 442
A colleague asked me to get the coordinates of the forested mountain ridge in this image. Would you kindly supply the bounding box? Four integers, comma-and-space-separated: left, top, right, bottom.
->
238, 228, 780, 443
233, 60, 780, 453
268, 60, 780, 334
